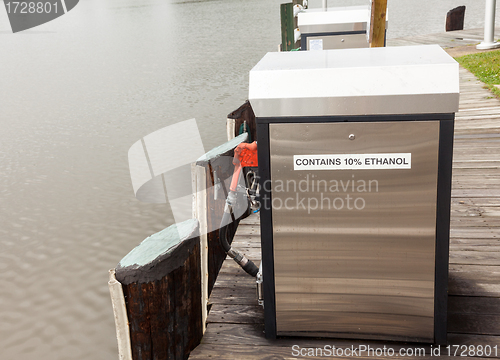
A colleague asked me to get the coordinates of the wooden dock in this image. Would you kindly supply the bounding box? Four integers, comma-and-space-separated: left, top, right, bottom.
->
190, 29, 500, 359
387, 28, 498, 48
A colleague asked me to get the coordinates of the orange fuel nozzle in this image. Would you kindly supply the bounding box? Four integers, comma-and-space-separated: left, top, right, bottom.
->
230, 141, 258, 192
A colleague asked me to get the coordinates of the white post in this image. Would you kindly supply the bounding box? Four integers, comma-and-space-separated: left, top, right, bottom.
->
192, 163, 208, 334
226, 118, 236, 141
322, 0, 327, 11
477, 0, 500, 49
108, 269, 133, 360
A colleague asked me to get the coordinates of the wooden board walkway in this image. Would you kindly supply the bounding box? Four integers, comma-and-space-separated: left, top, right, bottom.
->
190, 29, 500, 359
387, 28, 500, 48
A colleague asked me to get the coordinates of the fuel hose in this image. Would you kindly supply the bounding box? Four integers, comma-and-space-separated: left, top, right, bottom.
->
219, 191, 259, 277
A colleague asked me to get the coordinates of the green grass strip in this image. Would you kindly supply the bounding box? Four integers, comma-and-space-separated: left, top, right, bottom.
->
455, 50, 500, 99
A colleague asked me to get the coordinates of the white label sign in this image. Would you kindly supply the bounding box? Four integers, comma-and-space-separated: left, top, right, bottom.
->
294, 153, 412, 170
309, 39, 323, 51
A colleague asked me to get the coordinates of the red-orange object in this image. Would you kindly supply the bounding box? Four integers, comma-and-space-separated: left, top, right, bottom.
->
230, 141, 258, 192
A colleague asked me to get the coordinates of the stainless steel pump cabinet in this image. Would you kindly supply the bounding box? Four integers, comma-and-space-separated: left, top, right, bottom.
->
249, 45, 459, 344
298, 5, 375, 51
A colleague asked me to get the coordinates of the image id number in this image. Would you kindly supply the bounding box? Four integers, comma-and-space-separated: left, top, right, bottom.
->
446, 345, 498, 357
5, 2, 60, 14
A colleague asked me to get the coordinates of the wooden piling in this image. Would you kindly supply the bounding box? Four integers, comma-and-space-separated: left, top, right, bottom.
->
446, 6, 466, 32
226, 101, 256, 141
281, 2, 295, 51
369, 0, 388, 48
279, 0, 304, 51
114, 219, 203, 360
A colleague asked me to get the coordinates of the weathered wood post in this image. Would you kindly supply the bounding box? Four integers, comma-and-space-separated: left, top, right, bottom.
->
281, 2, 295, 51
369, 0, 388, 48
112, 219, 203, 360
280, 1, 300, 51
446, 6, 466, 32
280, 1, 305, 51
226, 101, 256, 141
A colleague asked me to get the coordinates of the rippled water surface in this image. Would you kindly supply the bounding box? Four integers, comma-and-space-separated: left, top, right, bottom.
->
1, 0, 499, 359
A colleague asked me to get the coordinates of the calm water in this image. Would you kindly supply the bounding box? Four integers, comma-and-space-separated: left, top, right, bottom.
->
1, 1, 499, 359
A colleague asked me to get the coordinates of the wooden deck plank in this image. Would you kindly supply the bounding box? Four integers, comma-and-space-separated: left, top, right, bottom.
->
190, 29, 500, 359
387, 27, 500, 48
207, 287, 258, 306
206, 304, 264, 325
